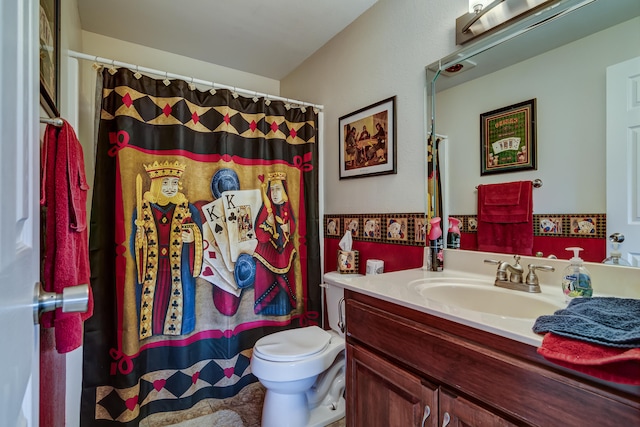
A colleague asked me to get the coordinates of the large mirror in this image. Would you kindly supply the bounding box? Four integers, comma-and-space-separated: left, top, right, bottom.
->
426, 0, 640, 262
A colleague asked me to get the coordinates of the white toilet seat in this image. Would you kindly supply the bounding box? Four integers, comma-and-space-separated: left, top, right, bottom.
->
251, 328, 344, 383
254, 326, 331, 362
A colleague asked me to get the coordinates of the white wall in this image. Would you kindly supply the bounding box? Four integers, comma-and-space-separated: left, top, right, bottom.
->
282, 0, 639, 218
57, 1, 83, 426
282, 0, 469, 215
439, 18, 640, 215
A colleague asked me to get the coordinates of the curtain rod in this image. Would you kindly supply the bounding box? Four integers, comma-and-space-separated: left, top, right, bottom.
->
67, 50, 324, 111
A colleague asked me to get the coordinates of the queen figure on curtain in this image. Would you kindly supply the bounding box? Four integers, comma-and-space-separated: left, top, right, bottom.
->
253, 172, 297, 315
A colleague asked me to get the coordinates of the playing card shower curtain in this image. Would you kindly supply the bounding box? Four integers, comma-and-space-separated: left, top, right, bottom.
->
81, 68, 321, 425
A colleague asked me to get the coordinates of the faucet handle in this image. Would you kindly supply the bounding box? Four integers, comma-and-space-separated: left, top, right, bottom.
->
526, 264, 555, 286
484, 259, 507, 281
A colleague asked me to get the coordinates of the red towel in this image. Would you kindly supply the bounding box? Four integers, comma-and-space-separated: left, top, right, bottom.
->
41, 119, 94, 353
538, 333, 640, 385
477, 181, 533, 255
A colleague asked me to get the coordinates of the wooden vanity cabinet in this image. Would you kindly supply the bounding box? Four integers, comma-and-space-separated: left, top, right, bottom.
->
345, 290, 640, 427
347, 342, 517, 427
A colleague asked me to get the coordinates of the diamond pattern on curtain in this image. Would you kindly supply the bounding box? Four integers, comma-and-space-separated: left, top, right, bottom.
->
81, 68, 321, 425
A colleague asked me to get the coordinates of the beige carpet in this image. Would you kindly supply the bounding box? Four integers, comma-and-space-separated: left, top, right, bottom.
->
140, 382, 345, 427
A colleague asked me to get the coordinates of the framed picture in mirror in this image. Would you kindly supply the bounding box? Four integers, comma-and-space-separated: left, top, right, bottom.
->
339, 96, 396, 179
480, 98, 536, 175
39, 0, 60, 118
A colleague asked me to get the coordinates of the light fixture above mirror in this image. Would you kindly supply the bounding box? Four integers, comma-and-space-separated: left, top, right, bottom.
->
456, 0, 593, 45
469, 1, 494, 14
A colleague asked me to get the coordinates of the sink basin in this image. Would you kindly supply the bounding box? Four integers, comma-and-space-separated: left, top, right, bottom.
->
411, 281, 563, 319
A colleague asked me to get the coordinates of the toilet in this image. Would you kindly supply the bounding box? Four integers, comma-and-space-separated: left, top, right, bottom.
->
250, 272, 361, 427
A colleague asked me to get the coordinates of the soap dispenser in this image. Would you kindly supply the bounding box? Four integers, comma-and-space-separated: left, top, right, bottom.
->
602, 233, 631, 266
429, 217, 443, 271
561, 247, 593, 302
447, 217, 461, 249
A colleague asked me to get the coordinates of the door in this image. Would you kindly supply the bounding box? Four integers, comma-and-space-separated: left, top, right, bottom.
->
606, 56, 640, 266
347, 343, 438, 427
0, 0, 41, 425
439, 389, 518, 427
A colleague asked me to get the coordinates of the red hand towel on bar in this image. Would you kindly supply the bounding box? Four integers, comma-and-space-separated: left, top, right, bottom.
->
538, 333, 640, 385
41, 119, 94, 353
477, 181, 533, 255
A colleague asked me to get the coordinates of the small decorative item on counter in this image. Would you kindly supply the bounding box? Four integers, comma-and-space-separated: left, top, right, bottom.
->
365, 259, 384, 275
602, 233, 631, 266
337, 230, 359, 274
561, 247, 592, 302
446, 217, 461, 249
429, 217, 443, 271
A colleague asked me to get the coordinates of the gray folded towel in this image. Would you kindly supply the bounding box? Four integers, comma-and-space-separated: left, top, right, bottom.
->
532, 297, 640, 348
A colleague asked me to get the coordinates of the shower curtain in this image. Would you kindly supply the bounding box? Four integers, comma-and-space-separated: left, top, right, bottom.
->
81, 68, 321, 425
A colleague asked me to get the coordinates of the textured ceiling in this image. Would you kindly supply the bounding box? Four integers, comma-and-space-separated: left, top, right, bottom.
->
78, 0, 379, 80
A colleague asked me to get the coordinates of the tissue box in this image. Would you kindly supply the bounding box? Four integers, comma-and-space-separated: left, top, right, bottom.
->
337, 250, 359, 274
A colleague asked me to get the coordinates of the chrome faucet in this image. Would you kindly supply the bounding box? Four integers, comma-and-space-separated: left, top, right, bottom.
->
484, 255, 554, 293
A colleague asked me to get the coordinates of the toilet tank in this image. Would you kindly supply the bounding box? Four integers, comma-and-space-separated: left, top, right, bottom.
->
322, 272, 363, 336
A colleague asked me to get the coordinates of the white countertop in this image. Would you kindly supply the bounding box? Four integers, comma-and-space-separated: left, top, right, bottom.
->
325, 249, 640, 348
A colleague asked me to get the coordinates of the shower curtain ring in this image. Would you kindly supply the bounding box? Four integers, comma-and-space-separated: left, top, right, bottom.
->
188, 77, 196, 91
232, 87, 239, 99
252, 91, 259, 103
285, 98, 291, 110
108, 59, 117, 75
133, 65, 142, 80
163, 72, 171, 86
92, 56, 101, 71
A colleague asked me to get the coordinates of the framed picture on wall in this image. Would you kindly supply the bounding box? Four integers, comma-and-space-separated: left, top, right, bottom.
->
480, 98, 537, 175
339, 96, 396, 179
39, 0, 60, 118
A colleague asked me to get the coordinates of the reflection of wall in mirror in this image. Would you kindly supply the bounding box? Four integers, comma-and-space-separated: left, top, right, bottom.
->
437, 18, 639, 218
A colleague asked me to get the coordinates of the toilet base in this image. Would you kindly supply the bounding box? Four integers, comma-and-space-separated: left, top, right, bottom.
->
261, 390, 309, 427
307, 396, 346, 427
261, 391, 346, 427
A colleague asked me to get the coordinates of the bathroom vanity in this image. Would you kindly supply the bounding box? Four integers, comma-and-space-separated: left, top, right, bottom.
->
345, 291, 639, 426
332, 252, 640, 426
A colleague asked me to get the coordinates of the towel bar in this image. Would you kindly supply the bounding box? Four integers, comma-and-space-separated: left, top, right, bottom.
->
40, 117, 63, 127
475, 179, 542, 190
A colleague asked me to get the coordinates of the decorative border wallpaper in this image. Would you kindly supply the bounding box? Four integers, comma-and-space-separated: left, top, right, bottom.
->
325, 213, 427, 246
324, 213, 606, 245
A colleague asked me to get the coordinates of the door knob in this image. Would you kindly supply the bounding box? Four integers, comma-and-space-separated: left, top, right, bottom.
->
33, 282, 89, 324
609, 232, 624, 243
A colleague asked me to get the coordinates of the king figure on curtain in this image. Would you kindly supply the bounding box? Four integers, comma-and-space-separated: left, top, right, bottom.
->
132, 160, 203, 339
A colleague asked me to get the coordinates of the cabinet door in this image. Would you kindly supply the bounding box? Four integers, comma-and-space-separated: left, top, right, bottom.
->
439, 388, 518, 427
347, 343, 438, 427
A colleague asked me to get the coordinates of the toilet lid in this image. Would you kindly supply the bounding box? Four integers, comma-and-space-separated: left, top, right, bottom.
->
254, 326, 331, 362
